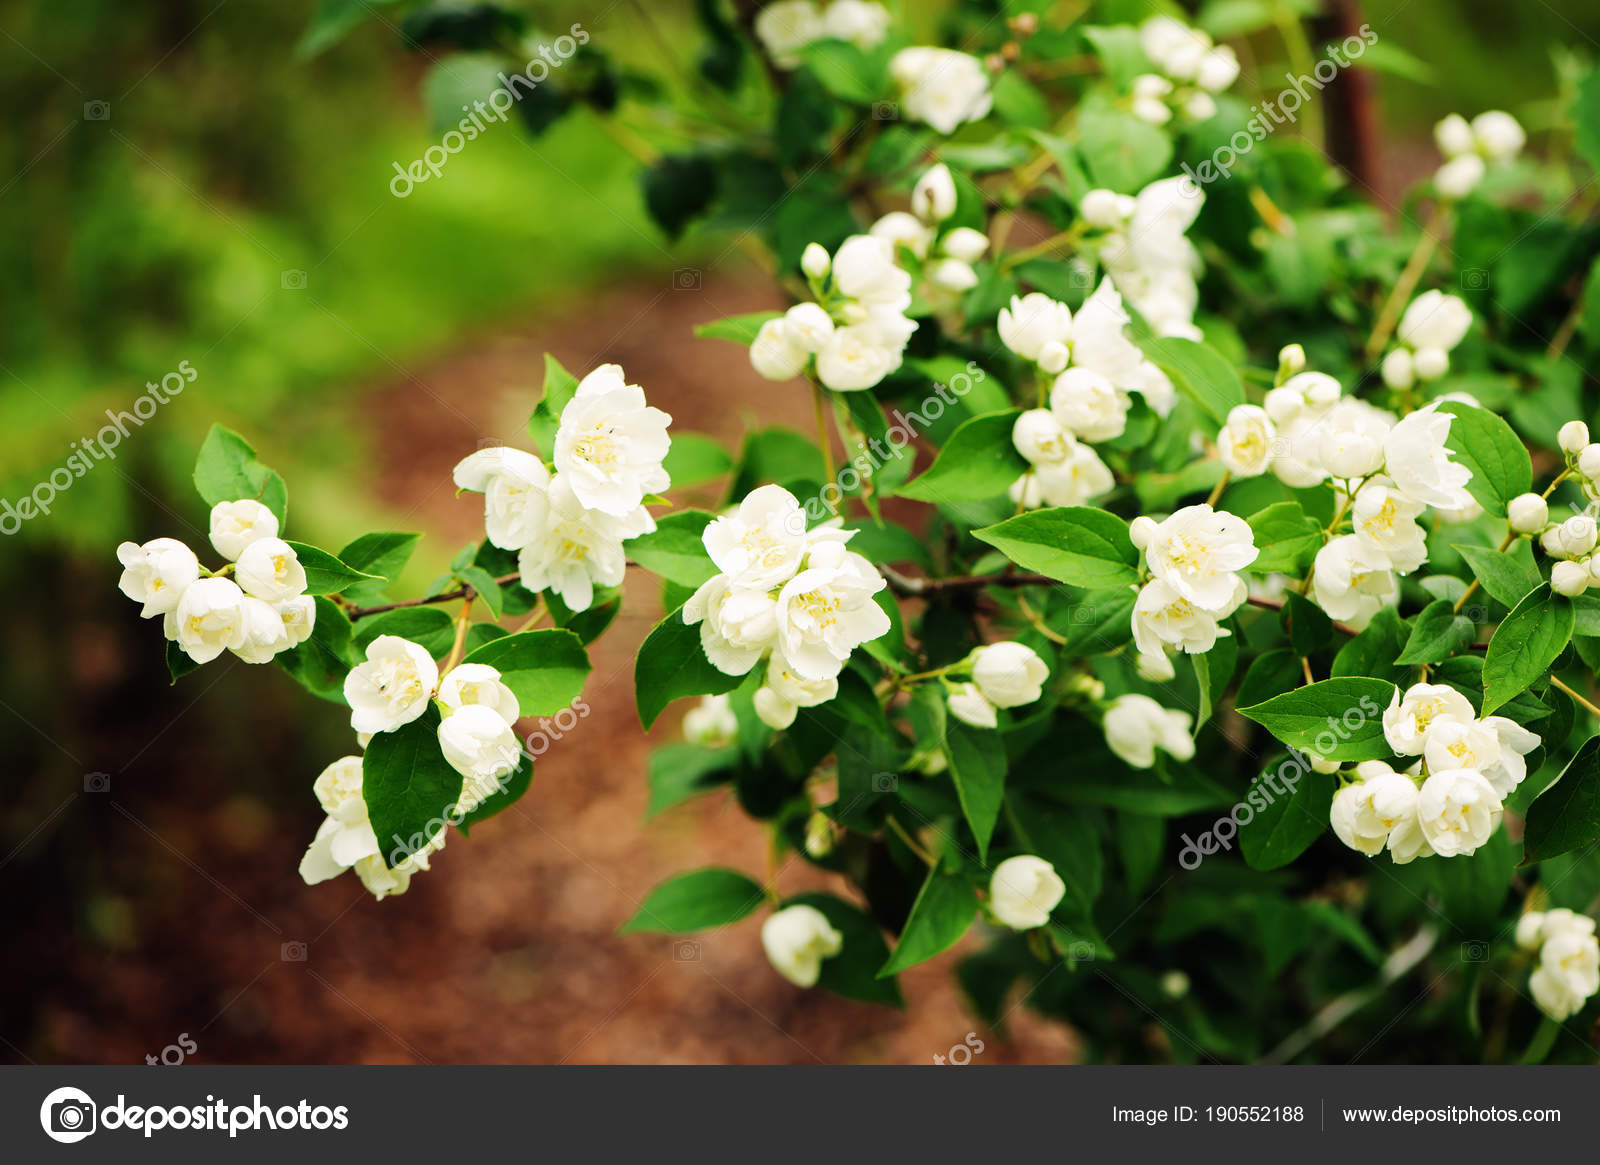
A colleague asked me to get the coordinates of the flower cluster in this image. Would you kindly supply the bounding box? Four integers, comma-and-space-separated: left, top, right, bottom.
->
1517, 420, 1600, 596
298, 755, 446, 900
453, 362, 671, 611
752, 0, 889, 68
1379, 291, 1474, 390
868, 162, 990, 304
750, 234, 916, 391
116, 498, 315, 666
1000, 278, 1176, 509
1330, 683, 1539, 862
1516, 907, 1600, 1021
1433, 110, 1526, 200
1133, 15, 1240, 125
684, 484, 889, 728
1130, 503, 1259, 681
1081, 176, 1206, 340
944, 641, 1049, 728
889, 47, 992, 135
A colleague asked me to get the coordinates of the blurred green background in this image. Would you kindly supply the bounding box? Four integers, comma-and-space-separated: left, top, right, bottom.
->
3, 0, 1599, 1064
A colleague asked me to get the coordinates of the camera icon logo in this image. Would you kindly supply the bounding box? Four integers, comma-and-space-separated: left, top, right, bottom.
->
1067, 941, 1096, 963
672, 268, 702, 291
673, 940, 701, 962
1459, 940, 1489, 963
281, 940, 308, 962
40, 1086, 96, 1143
871, 772, 898, 793
83, 772, 110, 793
871, 101, 898, 121
83, 101, 110, 121
1460, 268, 1489, 290
281, 269, 307, 290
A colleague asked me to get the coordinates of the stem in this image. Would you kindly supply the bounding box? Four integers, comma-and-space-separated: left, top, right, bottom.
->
1365, 202, 1450, 362
1454, 529, 1518, 612
1273, 0, 1324, 150
344, 572, 521, 622
1551, 675, 1600, 720
1546, 294, 1586, 363
812, 379, 838, 513
1205, 469, 1232, 508
1016, 592, 1068, 645
1245, 594, 1362, 638
1001, 224, 1085, 270
886, 817, 938, 867
877, 563, 1054, 597
510, 599, 548, 635
438, 598, 474, 676
1518, 1016, 1560, 1065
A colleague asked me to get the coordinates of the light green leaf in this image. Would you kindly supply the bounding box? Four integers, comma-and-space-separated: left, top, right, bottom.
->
1395, 599, 1476, 665
626, 510, 717, 588
1246, 502, 1323, 575
878, 869, 977, 977
1439, 402, 1532, 517
896, 410, 1026, 502
1238, 765, 1334, 870
284, 541, 381, 596
1483, 586, 1573, 714
1455, 541, 1540, 608
620, 868, 766, 933
635, 607, 744, 729
973, 506, 1138, 588
193, 425, 287, 523
1135, 336, 1245, 426
461, 628, 590, 717
1237, 677, 1398, 761
693, 312, 781, 345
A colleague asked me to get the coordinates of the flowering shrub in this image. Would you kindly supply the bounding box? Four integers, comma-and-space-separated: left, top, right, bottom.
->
119, 2, 1600, 1061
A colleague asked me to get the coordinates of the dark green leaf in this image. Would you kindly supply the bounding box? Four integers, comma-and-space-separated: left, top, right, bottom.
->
620, 868, 766, 933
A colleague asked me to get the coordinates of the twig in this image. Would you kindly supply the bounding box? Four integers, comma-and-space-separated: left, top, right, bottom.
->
343, 572, 522, 622
1551, 675, 1600, 720
1245, 594, 1361, 638
878, 564, 1054, 596
1365, 202, 1450, 362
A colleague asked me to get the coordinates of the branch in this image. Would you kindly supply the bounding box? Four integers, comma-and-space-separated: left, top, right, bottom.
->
343, 572, 522, 622
878, 564, 1055, 596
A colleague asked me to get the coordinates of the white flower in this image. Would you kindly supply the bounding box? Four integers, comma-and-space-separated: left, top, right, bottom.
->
702, 484, 809, 590
762, 904, 842, 987
1050, 366, 1128, 441
1142, 503, 1259, 612
1352, 482, 1428, 574
437, 704, 521, 795
1009, 444, 1114, 509
1472, 110, 1526, 163
553, 363, 672, 517
750, 317, 810, 380
1383, 683, 1476, 755
683, 693, 738, 746
1330, 763, 1419, 856
1079, 188, 1133, 229
1435, 153, 1486, 200
1580, 443, 1600, 480
1397, 291, 1472, 354
343, 635, 439, 735
948, 682, 998, 728
1130, 73, 1172, 125
1434, 113, 1476, 157
1132, 576, 1240, 660
1139, 16, 1210, 81
1316, 398, 1393, 479
437, 662, 521, 723
452, 446, 552, 551
1507, 493, 1549, 534
1380, 348, 1415, 390
173, 576, 249, 664
998, 293, 1073, 362
988, 855, 1065, 930
941, 226, 989, 264
1553, 560, 1589, 596
774, 542, 890, 680
753, 651, 839, 729
208, 499, 280, 561
783, 303, 835, 352
517, 475, 649, 612
273, 594, 316, 649
820, 0, 889, 51
832, 234, 912, 309
753, 0, 824, 68
1135, 649, 1176, 682
299, 755, 445, 900
1217, 405, 1276, 477
1530, 962, 1589, 1021
1558, 514, 1598, 557
815, 319, 905, 391
801, 242, 831, 279
1475, 716, 1541, 797
1560, 420, 1591, 454
1194, 45, 1239, 92
925, 257, 979, 293
869, 210, 934, 259
1416, 768, 1502, 857
1420, 715, 1539, 799
1382, 406, 1473, 511
911, 162, 957, 223
889, 47, 992, 135
684, 574, 780, 676
1412, 346, 1450, 381
1103, 694, 1194, 769
116, 537, 200, 617
1311, 535, 1397, 626
970, 642, 1048, 707
234, 536, 308, 602
232, 596, 292, 664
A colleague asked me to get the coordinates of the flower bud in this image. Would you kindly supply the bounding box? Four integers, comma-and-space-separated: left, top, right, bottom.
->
988, 855, 1065, 930
1559, 421, 1589, 455
1307, 753, 1341, 774
1129, 515, 1157, 550
1380, 348, 1415, 391
971, 642, 1048, 708
761, 905, 842, 988
1580, 445, 1600, 481
800, 242, 830, 280
1036, 340, 1069, 374
1507, 493, 1548, 535
1541, 527, 1565, 557
1559, 515, 1598, 557
1078, 188, 1126, 229
803, 811, 835, 858
1411, 346, 1449, 381
1552, 560, 1589, 596
1277, 343, 1306, 378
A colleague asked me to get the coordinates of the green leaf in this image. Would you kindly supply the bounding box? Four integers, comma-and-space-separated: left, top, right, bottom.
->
1438, 402, 1532, 518
166, 640, 200, 684
337, 532, 422, 603
798, 39, 886, 104
641, 152, 718, 239
1331, 606, 1409, 685
277, 597, 355, 701
284, 541, 382, 596
943, 716, 1005, 864
1246, 502, 1323, 575
1080, 25, 1151, 88
619, 868, 766, 933
1577, 67, 1600, 177
973, 506, 1138, 588
456, 750, 533, 834
461, 628, 591, 717
1237, 677, 1397, 761
527, 354, 581, 453
626, 510, 716, 587
362, 706, 463, 869
352, 607, 456, 656
1522, 736, 1600, 863
1483, 586, 1573, 714
877, 869, 977, 977
1135, 336, 1244, 426
635, 607, 744, 729
297, 0, 402, 57
895, 410, 1026, 502
193, 425, 287, 523
647, 744, 738, 818
1238, 764, 1334, 870
454, 565, 503, 619
1455, 541, 1540, 609
785, 892, 902, 1006
693, 312, 781, 345
1076, 108, 1172, 192
1006, 794, 1102, 917
661, 432, 734, 487
1395, 599, 1476, 665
